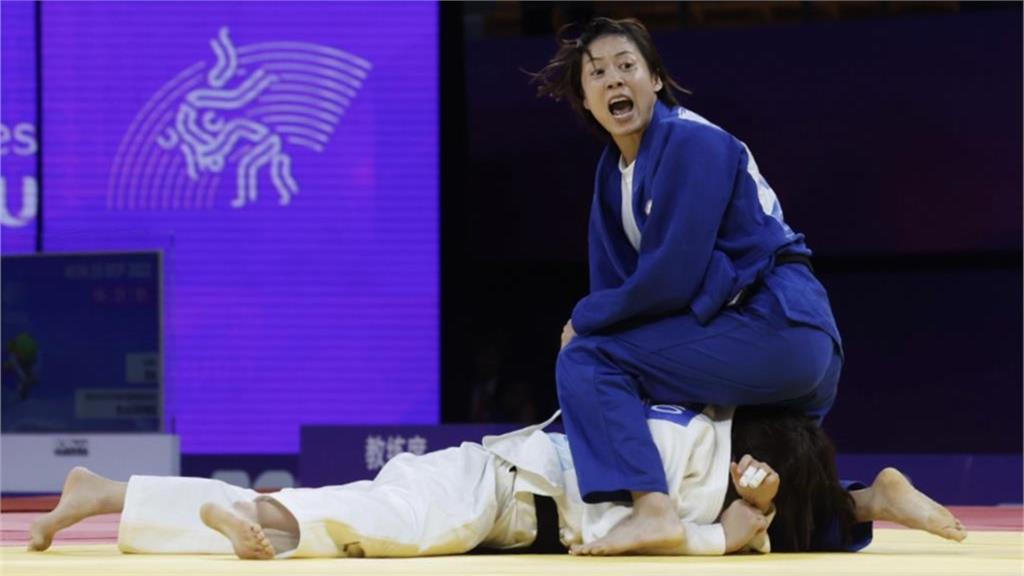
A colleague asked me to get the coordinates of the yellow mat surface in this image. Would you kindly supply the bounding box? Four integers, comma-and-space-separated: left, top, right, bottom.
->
2, 529, 1022, 576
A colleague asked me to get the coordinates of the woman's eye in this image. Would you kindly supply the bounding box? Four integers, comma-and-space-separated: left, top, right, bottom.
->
621, 62, 634, 70
591, 69, 603, 77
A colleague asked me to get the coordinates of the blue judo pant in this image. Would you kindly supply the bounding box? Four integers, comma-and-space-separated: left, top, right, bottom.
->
556, 281, 874, 551
556, 281, 841, 503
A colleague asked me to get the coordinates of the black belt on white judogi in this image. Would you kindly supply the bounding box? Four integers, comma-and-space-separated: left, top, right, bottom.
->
468, 492, 567, 555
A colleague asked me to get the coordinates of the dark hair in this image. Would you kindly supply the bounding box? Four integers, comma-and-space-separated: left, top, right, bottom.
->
729, 406, 857, 552
528, 17, 689, 135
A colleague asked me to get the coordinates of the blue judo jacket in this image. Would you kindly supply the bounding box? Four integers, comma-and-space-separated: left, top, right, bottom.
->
571, 101, 842, 352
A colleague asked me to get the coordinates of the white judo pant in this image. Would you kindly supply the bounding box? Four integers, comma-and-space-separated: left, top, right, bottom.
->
118, 442, 538, 558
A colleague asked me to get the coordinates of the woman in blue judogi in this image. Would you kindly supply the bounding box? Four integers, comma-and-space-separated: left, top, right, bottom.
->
532, 17, 849, 554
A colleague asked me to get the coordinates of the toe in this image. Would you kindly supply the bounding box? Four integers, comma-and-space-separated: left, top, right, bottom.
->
941, 525, 966, 541
27, 528, 50, 552
259, 540, 275, 559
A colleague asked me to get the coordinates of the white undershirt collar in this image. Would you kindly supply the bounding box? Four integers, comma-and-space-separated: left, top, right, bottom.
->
618, 155, 642, 251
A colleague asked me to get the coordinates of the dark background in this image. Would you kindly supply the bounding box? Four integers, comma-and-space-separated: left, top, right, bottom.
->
440, 2, 1023, 454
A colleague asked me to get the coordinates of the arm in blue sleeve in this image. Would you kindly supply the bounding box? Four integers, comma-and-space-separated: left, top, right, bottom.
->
587, 190, 626, 293
571, 128, 741, 335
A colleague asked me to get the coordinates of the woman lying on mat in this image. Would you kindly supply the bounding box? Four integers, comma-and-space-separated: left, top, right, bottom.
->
29, 405, 964, 560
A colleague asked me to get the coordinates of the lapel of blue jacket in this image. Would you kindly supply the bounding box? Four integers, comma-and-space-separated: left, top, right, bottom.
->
633, 101, 675, 230
595, 145, 636, 282
595, 101, 677, 284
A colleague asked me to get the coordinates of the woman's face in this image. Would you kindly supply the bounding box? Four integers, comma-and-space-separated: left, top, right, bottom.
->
580, 34, 663, 140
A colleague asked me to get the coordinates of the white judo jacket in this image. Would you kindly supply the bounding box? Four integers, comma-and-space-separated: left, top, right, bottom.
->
117, 404, 769, 558
483, 404, 768, 555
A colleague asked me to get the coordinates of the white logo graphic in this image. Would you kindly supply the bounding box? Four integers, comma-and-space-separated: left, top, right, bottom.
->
1, 175, 38, 227
108, 27, 372, 210
1, 121, 39, 228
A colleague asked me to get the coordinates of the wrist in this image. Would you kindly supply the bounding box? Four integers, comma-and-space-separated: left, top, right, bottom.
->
758, 501, 775, 518
746, 497, 772, 514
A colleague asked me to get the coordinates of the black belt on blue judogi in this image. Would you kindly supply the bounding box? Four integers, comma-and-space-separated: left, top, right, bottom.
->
775, 252, 814, 273
731, 252, 815, 307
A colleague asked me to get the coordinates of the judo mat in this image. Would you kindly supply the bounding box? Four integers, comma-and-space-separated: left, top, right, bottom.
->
2, 506, 1021, 576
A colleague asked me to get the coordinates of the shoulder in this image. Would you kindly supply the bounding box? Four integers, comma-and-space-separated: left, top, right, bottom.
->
653, 106, 741, 159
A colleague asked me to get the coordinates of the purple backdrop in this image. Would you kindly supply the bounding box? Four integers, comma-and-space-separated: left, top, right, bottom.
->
39, 1, 439, 453
463, 10, 1022, 261
0, 0, 38, 254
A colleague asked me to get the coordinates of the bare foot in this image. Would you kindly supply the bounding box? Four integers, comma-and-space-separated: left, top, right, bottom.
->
870, 467, 967, 542
28, 467, 123, 551
200, 502, 275, 560
570, 493, 684, 556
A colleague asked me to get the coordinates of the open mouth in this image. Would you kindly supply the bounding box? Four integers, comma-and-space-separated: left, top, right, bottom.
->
608, 97, 634, 118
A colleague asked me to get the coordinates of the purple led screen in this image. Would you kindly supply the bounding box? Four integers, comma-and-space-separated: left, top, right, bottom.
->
41, 2, 439, 453
1, 0, 39, 254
